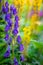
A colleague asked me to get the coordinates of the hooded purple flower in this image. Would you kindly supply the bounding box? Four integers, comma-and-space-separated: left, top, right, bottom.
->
5, 13, 11, 21
12, 28, 18, 36
5, 24, 11, 32
13, 8, 17, 15
14, 58, 18, 65
5, 1, 9, 7
4, 33, 9, 41
14, 21, 19, 29
2, 5, 9, 13
17, 35, 21, 43
4, 51, 10, 58
7, 19, 12, 27
7, 37, 12, 45
19, 44, 24, 52
20, 55, 25, 62
4, 45, 10, 58
15, 15, 19, 21
10, 5, 15, 11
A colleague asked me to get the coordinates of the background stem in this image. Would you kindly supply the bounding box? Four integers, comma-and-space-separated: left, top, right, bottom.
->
0, 0, 5, 10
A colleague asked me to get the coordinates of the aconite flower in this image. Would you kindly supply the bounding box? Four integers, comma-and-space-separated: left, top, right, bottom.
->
4, 33, 9, 41
2, 1, 19, 37
5, 1, 9, 7
15, 15, 19, 21
14, 21, 19, 29
2, 5, 9, 13
2, 1, 24, 64
19, 44, 24, 52
17, 35, 21, 43
20, 55, 25, 62
2, 1, 23, 62
14, 58, 18, 65
5, 13, 11, 21
4, 45, 10, 58
12, 28, 18, 36
5, 24, 11, 32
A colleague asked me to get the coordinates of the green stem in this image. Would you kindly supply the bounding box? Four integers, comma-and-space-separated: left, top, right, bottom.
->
0, 0, 5, 10
12, 39, 15, 59
0, 1, 2, 10
10, 18, 15, 65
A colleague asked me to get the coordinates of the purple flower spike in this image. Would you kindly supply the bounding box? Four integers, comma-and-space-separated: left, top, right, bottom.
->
14, 58, 18, 65
15, 15, 19, 21
5, 1, 9, 7
4, 34, 9, 41
19, 44, 24, 52
4, 45, 10, 58
20, 55, 25, 62
17, 35, 21, 43
12, 29, 18, 36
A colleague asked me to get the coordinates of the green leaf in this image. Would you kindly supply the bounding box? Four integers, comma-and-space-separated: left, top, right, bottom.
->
8, 0, 13, 4
0, 24, 5, 31
0, 58, 10, 64
30, 39, 43, 49
37, 25, 43, 32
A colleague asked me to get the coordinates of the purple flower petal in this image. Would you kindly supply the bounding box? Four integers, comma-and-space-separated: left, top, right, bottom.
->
2, 5, 6, 13
4, 34, 9, 41
15, 15, 19, 21
13, 8, 17, 15
10, 5, 15, 11
8, 37, 12, 45
14, 21, 19, 29
7, 19, 12, 27
17, 35, 21, 43
5, 13, 11, 21
12, 29, 18, 36
2, 5, 9, 13
14, 58, 18, 65
5, 1, 9, 7
19, 44, 24, 52
4, 45, 10, 58
4, 51, 10, 58
20, 55, 25, 61
5, 24, 10, 32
